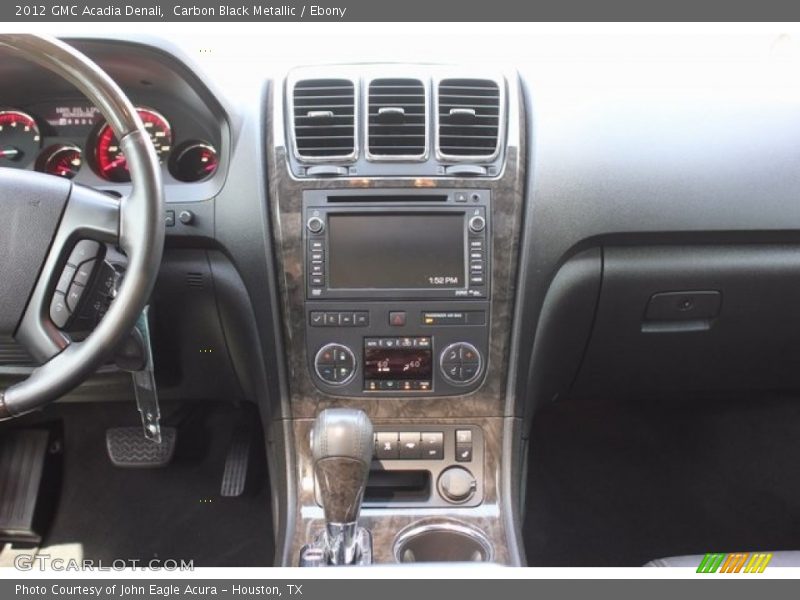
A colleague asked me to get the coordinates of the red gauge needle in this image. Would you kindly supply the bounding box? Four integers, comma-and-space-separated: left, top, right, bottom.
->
102, 155, 127, 171
0, 147, 20, 159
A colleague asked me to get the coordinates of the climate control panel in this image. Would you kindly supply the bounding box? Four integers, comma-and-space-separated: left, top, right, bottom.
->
305, 302, 489, 397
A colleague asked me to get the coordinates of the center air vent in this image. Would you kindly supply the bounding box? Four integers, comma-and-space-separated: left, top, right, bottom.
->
437, 78, 502, 160
292, 78, 356, 161
367, 78, 427, 159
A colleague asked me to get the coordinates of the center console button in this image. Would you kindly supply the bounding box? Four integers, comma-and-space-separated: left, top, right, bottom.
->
389, 311, 406, 326
339, 313, 354, 326
399, 432, 422, 459
421, 432, 444, 459
310, 312, 325, 326
375, 432, 400, 460
443, 347, 460, 363
324, 312, 340, 326
354, 312, 369, 326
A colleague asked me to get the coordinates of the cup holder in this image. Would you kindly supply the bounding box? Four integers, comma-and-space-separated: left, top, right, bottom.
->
394, 522, 493, 563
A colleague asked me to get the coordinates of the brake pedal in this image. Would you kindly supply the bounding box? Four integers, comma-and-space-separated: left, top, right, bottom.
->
220, 416, 254, 497
106, 426, 176, 468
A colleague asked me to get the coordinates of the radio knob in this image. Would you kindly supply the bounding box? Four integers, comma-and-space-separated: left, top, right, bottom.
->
468, 215, 486, 233
314, 343, 356, 386
307, 216, 325, 234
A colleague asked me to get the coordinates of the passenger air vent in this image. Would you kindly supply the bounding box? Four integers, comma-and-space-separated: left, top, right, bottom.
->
367, 78, 427, 159
437, 78, 502, 160
292, 79, 356, 161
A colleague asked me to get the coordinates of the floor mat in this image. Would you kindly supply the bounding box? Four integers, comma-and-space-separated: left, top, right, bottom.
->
523, 395, 800, 566
30, 401, 274, 567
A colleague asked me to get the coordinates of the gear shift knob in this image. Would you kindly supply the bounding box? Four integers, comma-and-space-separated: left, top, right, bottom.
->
312, 408, 374, 524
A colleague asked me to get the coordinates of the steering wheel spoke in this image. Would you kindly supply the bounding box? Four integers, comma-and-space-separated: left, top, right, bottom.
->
15, 184, 121, 363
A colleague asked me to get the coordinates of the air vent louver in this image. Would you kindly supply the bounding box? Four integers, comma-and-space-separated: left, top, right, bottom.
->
437, 78, 501, 159
292, 79, 356, 160
367, 78, 426, 158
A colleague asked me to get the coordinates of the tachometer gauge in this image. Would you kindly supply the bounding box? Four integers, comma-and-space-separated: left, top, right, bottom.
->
0, 110, 41, 167
170, 141, 218, 182
36, 144, 82, 179
92, 107, 171, 182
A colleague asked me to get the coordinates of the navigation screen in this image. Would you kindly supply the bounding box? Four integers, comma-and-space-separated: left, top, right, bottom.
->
327, 213, 465, 289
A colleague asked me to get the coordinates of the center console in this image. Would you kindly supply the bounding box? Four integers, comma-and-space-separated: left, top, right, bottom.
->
303, 188, 491, 397
267, 65, 526, 566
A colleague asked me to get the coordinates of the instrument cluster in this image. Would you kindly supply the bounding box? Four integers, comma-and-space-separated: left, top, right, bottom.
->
0, 104, 219, 184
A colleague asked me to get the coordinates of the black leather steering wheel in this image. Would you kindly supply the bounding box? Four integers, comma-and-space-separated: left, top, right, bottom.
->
0, 34, 164, 418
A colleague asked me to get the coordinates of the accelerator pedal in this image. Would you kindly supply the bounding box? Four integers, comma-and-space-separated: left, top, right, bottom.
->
220, 414, 255, 497
106, 426, 176, 468
0, 430, 51, 545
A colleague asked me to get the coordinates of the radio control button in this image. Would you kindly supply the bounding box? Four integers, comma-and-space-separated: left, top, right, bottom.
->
470, 261, 484, 273
470, 275, 485, 285
455, 192, 468, 203
324, 312, 340, 326
354, 312, 369, 326
309, 240, 323, 252
309, 312, 325, 326
306, 216, 325, 234
310, 251, 324, 262
469, 239, 484, 250
339, 313, 354, 327
468, 215, 486, 233
310, 262, 324, 276
310, 275, 324, 286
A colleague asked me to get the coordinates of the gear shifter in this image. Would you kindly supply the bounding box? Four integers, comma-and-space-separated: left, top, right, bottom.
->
301, 408, 374, 566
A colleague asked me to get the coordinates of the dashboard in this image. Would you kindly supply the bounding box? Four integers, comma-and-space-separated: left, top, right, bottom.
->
4, 32, 800, 567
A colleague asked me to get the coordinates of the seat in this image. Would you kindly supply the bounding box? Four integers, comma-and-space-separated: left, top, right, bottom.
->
646, 552, 800, 568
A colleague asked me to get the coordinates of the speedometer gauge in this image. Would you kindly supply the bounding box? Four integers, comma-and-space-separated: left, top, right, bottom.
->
0, 110, 41, 167
92, 107, 171, 182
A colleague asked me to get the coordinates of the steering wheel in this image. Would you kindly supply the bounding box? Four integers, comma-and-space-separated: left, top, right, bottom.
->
0, 34, 164, 418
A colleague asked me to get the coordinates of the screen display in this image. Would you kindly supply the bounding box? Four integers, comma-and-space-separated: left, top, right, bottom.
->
327, 213, 465, 289
364, 348, 433, 381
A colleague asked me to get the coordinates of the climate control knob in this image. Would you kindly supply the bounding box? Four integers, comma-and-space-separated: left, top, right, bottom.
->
439, 342, 482, 385
314, 343, 356, 386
